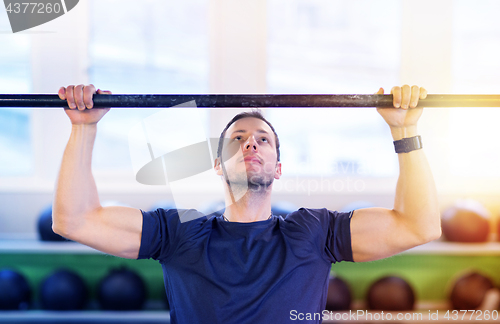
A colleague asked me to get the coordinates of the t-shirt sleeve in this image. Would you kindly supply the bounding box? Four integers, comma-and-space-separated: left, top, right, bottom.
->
137, 208, 177, 261
137, 208, 207, 262
322, 209, 354, 263
285, 208, 354, 263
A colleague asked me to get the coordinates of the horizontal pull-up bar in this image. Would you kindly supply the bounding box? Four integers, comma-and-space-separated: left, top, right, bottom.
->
0, 94, 499, 108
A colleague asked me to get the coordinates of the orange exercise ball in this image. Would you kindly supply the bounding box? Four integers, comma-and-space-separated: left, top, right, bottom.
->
497, 215, 500, 242
441, 200, 490, 242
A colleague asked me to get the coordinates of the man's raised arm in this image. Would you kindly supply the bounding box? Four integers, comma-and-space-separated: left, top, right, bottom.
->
52, 84, 143, 259
350, 85, 441, 262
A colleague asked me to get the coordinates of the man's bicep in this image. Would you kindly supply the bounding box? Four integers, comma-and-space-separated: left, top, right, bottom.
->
71, 206, 144, 259
350, 207, 421, 262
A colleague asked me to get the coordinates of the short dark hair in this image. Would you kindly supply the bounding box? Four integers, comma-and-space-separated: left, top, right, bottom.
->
217, 109, 281, 163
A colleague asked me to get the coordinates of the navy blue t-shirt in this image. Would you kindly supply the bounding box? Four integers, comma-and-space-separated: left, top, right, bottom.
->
138, 207, 353, 324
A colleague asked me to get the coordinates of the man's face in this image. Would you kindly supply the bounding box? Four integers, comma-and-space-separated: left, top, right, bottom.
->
215, 117, 282, 192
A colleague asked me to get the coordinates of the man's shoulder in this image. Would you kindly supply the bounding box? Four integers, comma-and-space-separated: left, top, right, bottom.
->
282, 207, 352, 228
283, 207, 329, 220
279, 207, 331, 230
143, 208, 214, 227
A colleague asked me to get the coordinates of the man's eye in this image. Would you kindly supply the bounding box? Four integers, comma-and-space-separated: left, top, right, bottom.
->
235, 136, 242, 140
261, 137, 268, 142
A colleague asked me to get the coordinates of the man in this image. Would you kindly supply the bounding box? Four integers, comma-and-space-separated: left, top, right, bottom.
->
53, 84, 440, 323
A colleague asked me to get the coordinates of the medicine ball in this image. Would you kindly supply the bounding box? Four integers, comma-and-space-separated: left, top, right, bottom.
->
98, 268, 147, 311
40, 269, 88, 310
325, 275, 352, 311
441, 200, 490, 242
0, 269, 31, 310
450, 272, 495, 310
150, 200, 176, 212
37, 204, 67, 241
339, 201, 374, 213
271, 201, 298, 218
367, 276, 415, 311
497, 216, 500, 242
199, 200, 225, 217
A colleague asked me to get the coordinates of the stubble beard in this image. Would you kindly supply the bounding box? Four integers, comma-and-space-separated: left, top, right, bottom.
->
222, 162, 274, 198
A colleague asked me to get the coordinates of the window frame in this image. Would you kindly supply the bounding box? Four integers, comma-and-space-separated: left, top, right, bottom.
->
1, 0, 497, 196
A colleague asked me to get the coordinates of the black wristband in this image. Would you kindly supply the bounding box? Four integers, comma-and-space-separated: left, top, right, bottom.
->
393, 135, 422, 154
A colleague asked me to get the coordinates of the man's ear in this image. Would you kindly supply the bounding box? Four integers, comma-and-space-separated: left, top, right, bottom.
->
274, 161, 282, 179
214, 157, 223, 175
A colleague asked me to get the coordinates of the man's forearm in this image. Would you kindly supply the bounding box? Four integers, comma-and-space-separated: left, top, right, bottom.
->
391, 126, 441, 242
53, 124, 101, 235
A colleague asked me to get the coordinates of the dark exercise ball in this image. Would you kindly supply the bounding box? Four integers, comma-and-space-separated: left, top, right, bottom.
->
325, 275, 352, 311
98, 268, 147, 311
271, 201, 298, 218
37, 204, 67, 241
150, 200, 176, 212
441, 200, 490, 243
450, 272, 494, 310
367, 276, 415, 311
0, 269, 31, 310
199, 200, 225, 217
339, 201, 374, 213
40, 269, 88, 310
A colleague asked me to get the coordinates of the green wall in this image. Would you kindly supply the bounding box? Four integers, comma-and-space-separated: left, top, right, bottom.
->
1, 251, 499, 305
0, 254, 164, 303
331, 253, 500, 302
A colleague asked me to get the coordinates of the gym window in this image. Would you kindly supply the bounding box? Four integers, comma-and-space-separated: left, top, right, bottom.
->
88, 0, 210, 173
448, 0, 500, 179
266, 0, 401, 178
0, 9, 33, 177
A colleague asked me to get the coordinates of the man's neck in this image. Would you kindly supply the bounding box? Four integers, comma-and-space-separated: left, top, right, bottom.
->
223, 192, 272, 223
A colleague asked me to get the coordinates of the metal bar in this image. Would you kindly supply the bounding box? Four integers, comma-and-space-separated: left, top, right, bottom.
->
0, 94, 500, 108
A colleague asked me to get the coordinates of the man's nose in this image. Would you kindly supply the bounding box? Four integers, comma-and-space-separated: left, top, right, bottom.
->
244, 136, 258, 151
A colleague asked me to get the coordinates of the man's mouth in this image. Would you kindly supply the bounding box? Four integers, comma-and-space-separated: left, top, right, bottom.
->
242, 157, 261, 164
